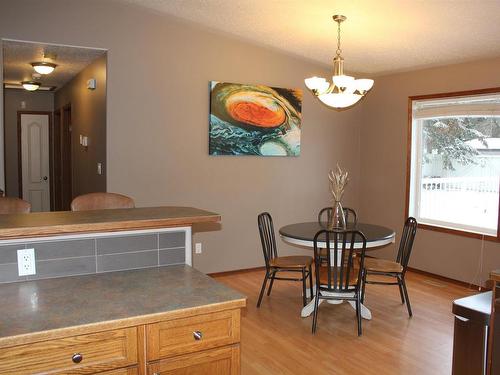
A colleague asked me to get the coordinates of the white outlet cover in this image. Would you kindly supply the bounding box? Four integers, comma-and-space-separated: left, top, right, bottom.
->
17, 248, 36, 276
195, 243, 202, 254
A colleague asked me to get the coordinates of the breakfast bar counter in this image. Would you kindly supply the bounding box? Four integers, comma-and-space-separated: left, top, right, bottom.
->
0, 206, 220, 240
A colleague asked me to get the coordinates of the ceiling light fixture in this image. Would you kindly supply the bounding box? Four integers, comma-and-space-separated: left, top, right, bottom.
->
31, 62, 57, 75
21, 81, 41, 91
305, 15, 374, 110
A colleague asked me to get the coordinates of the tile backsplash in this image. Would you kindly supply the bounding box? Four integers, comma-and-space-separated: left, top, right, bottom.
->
0, 230, 186, 283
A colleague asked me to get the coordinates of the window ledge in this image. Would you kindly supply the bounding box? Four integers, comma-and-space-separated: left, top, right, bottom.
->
418, 222, 499, 242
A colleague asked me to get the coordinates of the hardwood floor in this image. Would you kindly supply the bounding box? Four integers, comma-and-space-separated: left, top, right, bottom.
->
213, 269, 477, 375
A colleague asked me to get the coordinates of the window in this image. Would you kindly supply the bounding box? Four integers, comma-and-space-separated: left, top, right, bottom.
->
407, 89, 500, 239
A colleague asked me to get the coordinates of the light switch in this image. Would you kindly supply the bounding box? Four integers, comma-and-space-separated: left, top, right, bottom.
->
87, 78, 96, 90
97, 163, 102, 175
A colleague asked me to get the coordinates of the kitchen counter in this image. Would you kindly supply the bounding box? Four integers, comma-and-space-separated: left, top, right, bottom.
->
0, 206, 220, 240
0, 265, 246, 348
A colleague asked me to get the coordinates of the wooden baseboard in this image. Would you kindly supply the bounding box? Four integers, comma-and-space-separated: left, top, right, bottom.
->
406, 266, 490, 291
209, 263, 490, 291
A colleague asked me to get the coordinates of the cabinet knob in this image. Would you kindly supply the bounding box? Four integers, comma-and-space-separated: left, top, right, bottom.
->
72, 353, 83, 363
193, 330, 203, 340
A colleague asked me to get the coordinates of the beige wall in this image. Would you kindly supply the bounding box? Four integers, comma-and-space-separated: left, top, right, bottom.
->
0, 0, 362, 273
4, 1, 494, 278
54, 55, 107, 198
359, 57, 500, 285
3, 89, 54, 197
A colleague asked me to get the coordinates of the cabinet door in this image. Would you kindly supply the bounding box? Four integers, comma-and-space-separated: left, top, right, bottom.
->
147, 309, 240, 361
148, 345, 240, 375
0, 327, 138, 374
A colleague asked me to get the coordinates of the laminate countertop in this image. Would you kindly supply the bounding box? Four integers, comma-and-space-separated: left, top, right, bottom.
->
0, 206, 220, 240
0, 265, 246, 348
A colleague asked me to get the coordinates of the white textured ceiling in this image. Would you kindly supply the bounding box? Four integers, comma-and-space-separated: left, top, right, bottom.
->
2, 40, 106, 90
120, 0, 500, 75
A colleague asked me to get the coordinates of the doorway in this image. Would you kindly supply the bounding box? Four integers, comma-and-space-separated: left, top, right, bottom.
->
18, 112, 51, 212
2, 39, 107, 211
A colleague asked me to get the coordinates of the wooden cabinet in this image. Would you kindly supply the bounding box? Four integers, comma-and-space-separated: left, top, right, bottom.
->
0, 327, 138, 374
99, 368, 139, 375
487, 270, 500, 375
147, 310, 240, 360
147, 345, 240, 375
0, 308, 241, 375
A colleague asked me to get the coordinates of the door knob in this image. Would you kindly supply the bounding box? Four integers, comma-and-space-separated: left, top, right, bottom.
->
43, 176, 48, 181
72, 353, 83, 363
193, 330, 203, 340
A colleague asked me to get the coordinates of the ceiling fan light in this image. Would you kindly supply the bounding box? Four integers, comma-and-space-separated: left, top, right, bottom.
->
304, 76, 330, 93
31, 62, 57, 75
21, 81, 41, 91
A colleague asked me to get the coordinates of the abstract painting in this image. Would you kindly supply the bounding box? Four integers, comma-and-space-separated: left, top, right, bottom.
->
209, 81, 302, 156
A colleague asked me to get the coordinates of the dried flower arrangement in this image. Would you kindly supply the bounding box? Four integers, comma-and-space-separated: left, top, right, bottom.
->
328, 164, 349, 203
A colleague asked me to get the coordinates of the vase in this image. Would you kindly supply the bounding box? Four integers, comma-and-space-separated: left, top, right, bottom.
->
329, 201, 346, 230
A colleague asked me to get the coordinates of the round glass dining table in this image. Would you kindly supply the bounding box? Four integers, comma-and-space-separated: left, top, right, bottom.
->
279, 222, 396, 320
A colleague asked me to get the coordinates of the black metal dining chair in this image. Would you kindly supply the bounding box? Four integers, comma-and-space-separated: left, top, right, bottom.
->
317, 207, 358, 262
257, 212, 314, 308
361, 217, 418, 317
312, 228, 367, 335
318, 206, 358, 227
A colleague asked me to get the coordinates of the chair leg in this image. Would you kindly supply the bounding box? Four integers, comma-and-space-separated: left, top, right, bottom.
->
256, 272, 269, 308
361, 270, 367, 304
397, 275, 406, 304
301, 268, 307, 307
308, 265, 314, 302
356, 294, 362, 336
401, 276, 413, 317
266, 271, 276, 296
312, 287, 321, 334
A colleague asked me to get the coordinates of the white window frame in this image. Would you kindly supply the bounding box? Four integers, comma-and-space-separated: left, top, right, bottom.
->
407, 90, 500, 240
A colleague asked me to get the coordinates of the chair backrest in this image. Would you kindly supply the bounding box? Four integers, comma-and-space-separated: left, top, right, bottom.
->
0, 197, 31, 214
70, 192, 135, 211
257, 212, 278, 269
396, 217, 418, 271
318, 206, 358, 227
313, 229, 367, 292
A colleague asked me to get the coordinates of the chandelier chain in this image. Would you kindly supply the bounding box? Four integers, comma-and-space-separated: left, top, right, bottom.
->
336, 20, 342, 56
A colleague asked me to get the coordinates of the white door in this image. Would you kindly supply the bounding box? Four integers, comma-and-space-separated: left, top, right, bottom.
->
20, 113, 51, 212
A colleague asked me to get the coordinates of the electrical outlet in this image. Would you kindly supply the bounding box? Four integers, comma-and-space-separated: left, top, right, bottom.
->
17, 248, 36, 276
195, 243, 202, 254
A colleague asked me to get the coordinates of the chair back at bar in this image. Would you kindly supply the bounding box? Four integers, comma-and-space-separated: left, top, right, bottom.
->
71, 192, 135, 211
0, 197, 31, 214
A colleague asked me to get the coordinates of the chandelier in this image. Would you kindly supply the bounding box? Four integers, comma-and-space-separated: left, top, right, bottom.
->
305, 15, 374, 110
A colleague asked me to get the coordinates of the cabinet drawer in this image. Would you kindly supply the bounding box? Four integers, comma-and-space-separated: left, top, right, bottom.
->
98, 367, 138, 375
0, 327, 138, 374
147, 345, 240, 375
147, 309, 240, 361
